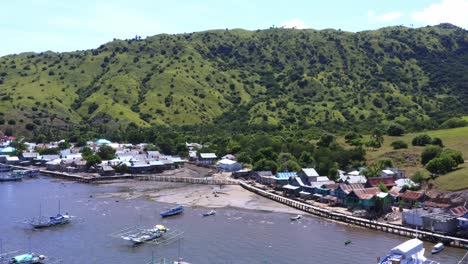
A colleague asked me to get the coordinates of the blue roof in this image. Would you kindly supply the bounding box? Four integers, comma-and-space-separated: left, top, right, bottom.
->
275, 172, 297, 179
1, 147, 16, 153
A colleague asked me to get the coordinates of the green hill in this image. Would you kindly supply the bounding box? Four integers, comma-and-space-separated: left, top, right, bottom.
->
0, 24, 467, 136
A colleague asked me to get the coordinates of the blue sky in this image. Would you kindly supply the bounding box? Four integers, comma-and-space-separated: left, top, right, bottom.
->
1, 0, 467, 56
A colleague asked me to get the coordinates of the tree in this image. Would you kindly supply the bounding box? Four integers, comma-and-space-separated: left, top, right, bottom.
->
253, 159, 278, 174
387, 123, 405, 136
431, 137, 444, 147
344, 132, 362, 143
426, 156, 457, 175
278, 160, 301, 172
371, 128, 384, 147
317, 134, 335, 148
84, 154, 102, 168
421, 146, 442, 165
97, 145, 116, 160
412, 134, 432, 146
391, 140, 408, 149
236, 152, 252, 164
58, 141, 71, 150
377, 182, 388, 192
80, 146, 93, 157
440, 149, 464, 165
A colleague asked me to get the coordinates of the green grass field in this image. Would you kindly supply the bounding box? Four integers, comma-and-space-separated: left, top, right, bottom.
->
360, 126, 468, 191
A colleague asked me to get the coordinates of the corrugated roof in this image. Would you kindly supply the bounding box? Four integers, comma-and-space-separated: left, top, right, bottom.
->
399, 191, 424, 200
367, 177, 396, 187
200, 153, 217, 159
301, 168, 319, 177
450, 206, 468, 217
388, 186, 403, 196
423, 201, 451, 209
324, 183, 339, 190
256, 171, 273, 176
275, 172, 297, 179
353, 187, 380, 200
339, 183, 365, 194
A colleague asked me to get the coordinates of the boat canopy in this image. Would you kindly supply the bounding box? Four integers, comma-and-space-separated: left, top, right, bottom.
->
13, 254, 33, 262
390, 238, 424, 257
155, 225, 166, 231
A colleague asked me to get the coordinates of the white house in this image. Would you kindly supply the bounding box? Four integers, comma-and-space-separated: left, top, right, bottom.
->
217, 159, 242, 171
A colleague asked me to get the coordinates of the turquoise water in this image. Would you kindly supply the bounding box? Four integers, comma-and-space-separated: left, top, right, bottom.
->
0, 177, 465, 263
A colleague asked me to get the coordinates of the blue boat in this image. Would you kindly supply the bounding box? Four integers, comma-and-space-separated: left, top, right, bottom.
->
160, 205, 184, 218
30, 213, 71, 228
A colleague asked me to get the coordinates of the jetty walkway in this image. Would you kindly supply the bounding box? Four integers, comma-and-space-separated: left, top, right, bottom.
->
239, 181, 468, 249
4, 164, 237, 185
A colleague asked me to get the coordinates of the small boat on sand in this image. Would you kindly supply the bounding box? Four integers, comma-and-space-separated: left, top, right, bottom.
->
431, 242, 444, 254
9, 253, 47, 263
290, 215, 303, 221
202, 210, 216, 217
160, 206, 184, 218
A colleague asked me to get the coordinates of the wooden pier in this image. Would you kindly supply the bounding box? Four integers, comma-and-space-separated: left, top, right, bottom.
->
136, 175, 238, 185
239, 181, 468, 249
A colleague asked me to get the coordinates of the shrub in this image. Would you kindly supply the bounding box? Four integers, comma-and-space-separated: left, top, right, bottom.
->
387, 123, 405, 136
412, 134, 432, 146
421, 146, 442, 165
391, 140, 408, 149
440, 117, 467, 129
426, 156, 457, 175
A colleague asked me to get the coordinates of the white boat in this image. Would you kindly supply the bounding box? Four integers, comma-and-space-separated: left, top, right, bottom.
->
379, 238, 440, 264
290, 215, 303, 221
431, 243, 444, 254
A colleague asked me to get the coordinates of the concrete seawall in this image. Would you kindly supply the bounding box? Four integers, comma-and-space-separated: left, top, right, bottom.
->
239, 181, 468, 249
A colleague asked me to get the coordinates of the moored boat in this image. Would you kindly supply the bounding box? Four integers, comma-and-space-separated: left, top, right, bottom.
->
0, 174, 23, 182
9, 253, 46, 264
30, 213, 71, 228
431, 242, 444, 254
160, 206, 184, 218
379, 238, 440, 264
202, 210, 216, 217
121, 225, 168, 244
290, 214, 303, 221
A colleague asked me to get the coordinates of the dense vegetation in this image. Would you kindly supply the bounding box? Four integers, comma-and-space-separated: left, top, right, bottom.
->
0, 24, 467, 139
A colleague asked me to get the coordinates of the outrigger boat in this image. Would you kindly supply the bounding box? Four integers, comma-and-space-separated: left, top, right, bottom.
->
202, 210, 216, 217
121, 225, 168, 244
290, 215, 303, 221
160, 206, 184, 218
11, 170, 40, 178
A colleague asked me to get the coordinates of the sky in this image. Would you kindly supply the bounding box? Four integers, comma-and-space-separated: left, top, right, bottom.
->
1, 0, 468, 56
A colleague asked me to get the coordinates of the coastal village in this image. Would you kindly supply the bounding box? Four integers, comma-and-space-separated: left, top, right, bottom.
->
1, 135, 467, 243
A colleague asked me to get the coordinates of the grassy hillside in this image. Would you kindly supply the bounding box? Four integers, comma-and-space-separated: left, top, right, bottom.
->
364, 126, 468, 191
0, 24, 467, 136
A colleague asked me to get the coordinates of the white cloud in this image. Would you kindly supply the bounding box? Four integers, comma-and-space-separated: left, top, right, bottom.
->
281, 19, 308, 29
367, 10, 403, 22
412, 0, 468, 28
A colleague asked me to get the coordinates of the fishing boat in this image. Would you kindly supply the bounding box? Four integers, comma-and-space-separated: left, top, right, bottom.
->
160, 206, 184, 218
202, 210, 216, 217
121, 225, 168, 244
431, 243, 444, 254
30, 213, 71, 228
11, 170, 40, 178
344, 240, 352, 245
379, 238, 440, 264
8, 253, 46, 264
290, 215, 303, 221
0, 165, 11, 172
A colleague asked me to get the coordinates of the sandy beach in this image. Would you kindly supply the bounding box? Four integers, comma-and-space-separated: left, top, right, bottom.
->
96, 180, 303, 214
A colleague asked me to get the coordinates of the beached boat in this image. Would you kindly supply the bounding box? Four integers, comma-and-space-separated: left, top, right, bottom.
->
202, 210, 216, 217
11, 170, 40, 178
8, 253, 46, 264
0, 174, 23, 182
290, 215, 303, 221
0, 165, 11, 172
121, 225, 168, 244
29, 213, 71, 228
160, 206, 184, 218
431, 243, 444, 254
379, 238, 440, 264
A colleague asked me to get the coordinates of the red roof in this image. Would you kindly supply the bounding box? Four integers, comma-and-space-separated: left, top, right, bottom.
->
423, 201, 451, 209
367, 177, 396, 188
399, 191, 425, 201
450, 206, 468, 217
353, 187, 381, 200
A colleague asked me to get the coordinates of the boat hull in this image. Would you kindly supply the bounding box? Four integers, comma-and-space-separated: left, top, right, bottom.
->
160, 206, 184, 218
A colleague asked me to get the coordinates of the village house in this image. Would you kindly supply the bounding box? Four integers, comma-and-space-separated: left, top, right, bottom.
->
255, 171, 275, 185
6, 156, 20, 165
334, 183, 365, 206
99, 165, 116, 176
21, 152, 39, 161
365, 177, 396, 189
398, 191, 427, 208
197, 153, 217, 166
450, 206, 468, 230
217, 158, 242, 172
